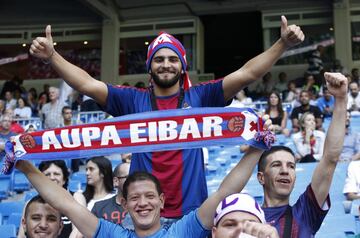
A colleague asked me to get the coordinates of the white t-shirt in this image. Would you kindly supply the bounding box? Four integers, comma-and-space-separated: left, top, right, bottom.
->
14, 106, 32, 118
343, 160, 360, 196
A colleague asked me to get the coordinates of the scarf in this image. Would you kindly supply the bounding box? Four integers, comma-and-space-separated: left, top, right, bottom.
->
1, 107, 275, 174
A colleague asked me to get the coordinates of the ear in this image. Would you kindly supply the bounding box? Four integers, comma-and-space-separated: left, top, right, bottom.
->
58, 219, 64, 235
120, 197, 128, 211
159, 193, 165, 209
211, 227, 217, 237
257, 171, 265, 185
21, 217, 27, 234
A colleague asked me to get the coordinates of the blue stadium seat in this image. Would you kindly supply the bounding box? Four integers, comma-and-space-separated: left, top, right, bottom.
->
12, 171, 31, 192
7, 213, 22, 231
0, 202, 25, 224
68, 179, 83, 192
0, 224, 16, 238
0, 175, 11, 200
71, 172, 87, 188
23, 190, 38, 202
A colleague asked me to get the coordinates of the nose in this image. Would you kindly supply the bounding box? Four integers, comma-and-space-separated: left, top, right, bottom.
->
163, 59, 170, 68
279, 164, 289, 174
49, 173, 56, 181
138, 196, 147, 206
39, 218, 48, 229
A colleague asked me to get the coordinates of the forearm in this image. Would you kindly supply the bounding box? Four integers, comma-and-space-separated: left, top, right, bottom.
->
322, 98, 347, 162
16, 161, 75, 213
218, 147, 263, 196
49, 51, 107, 105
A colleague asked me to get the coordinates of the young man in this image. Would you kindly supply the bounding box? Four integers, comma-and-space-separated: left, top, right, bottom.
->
16, 115, 272, 238
290, 90, 323, 132
212, 193, 279, 238
22, 195, 63, 238
91, 162, 133, 228
29, 16, 304, 219
257, 72, 348, 237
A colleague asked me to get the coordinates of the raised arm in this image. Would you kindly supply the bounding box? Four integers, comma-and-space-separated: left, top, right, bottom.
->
222, 16, 304, 101
30, 25, 108, 106
15, 160, 99, 238
311, 72, 348, 206
198, 147, 263, 228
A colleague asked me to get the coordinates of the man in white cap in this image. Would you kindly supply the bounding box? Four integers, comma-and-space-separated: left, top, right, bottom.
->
212, 193, 278, 238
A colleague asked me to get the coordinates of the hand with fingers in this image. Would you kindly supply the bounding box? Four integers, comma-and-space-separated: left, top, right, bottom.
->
280, 15, 305, 48
324, 72, 348, 99
29, 25, 54, 60
241, 220, 279, 238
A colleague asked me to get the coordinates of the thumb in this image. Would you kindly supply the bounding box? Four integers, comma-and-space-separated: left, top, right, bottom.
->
281, 15, 287, 32
45, 25, 52, 40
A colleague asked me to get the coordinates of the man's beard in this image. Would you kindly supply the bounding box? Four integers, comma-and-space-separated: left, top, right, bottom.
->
151, 71, 181, 89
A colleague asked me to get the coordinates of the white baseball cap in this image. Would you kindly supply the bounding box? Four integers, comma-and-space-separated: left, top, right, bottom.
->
214, 193, 266, 226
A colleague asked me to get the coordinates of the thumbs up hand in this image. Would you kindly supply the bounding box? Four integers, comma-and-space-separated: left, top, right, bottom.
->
29, 25, 55, 60
280, 15, 305, 48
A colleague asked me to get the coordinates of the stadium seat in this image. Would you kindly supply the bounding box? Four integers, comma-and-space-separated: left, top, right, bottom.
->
68, 179, 83, 192
12, 171, 31, 192
0, 175, 11, 200
71, 171, 87, 188
0, 224, 16, 238
7, 213, 22, 231
0, 202, 25, 224
23, 190, 38, 202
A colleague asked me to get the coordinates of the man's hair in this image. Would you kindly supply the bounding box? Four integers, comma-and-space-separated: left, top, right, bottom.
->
123, 171, 162, 200
258, 146, 295, 172
38, 160, 70, 189
24, 195, 61, 219
61, 106, 72, 114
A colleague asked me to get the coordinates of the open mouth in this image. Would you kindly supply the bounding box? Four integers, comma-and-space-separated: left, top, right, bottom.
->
277, 178, 291, 184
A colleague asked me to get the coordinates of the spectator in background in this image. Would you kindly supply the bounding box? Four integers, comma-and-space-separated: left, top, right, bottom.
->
14, 97, 32, 118
292, 112, 325, 162
21, 195, 63, 238
290, 90, 323, 132
212, 193, 279, 238
303, 74, 320, 97
72, 157, 114, 237
37, 92, 48, 113
134, 81, 146, 89
24, 123, 37, 133
121, 153, 132, 163
255, 72, 273, 100
27, 88, 39, 117
41, 86, 67, 129
265, 91, 290, 136
3, 108, 25, 134
0, 114, 18, 158
0, 76, 23, 98
347, 81, 360, 113
343, 159, 360, 201
284, 81, 300, 104
4, 90, 17, 110
306, 45, 324, 83
0, 100, 5, 115
228, 89, 253, 108
341, 112, 360, 161
58, 106, 74, 127
351, 68, 360, 83
273, 72, 288, 97
92, 162, 133, 228
316, 86, 335, 118
39, 84, 50, 102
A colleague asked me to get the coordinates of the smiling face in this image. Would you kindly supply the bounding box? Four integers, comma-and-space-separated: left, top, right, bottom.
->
42, 163, 66, 187
123, 180, 164, 235
150, 48, 182, 89
212, 212, 260, 238
258, 150, 296, 202
22, 202, 63, 238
